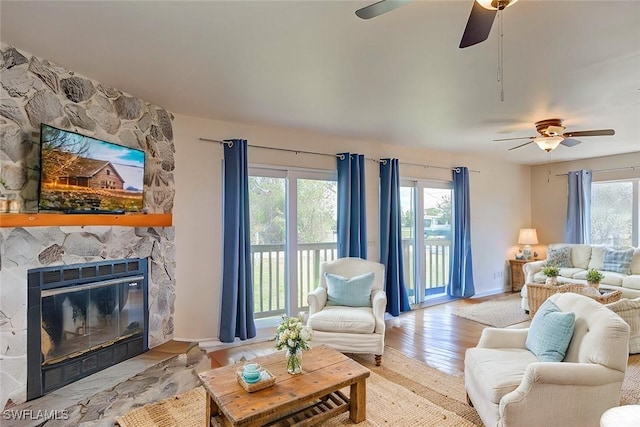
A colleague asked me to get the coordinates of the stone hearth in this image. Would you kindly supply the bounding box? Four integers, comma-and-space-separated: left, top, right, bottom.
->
2, 341, 207, 427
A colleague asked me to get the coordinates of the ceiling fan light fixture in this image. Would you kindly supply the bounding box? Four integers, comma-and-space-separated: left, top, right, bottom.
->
534, 135, 563, 152
476, 0, 518, 11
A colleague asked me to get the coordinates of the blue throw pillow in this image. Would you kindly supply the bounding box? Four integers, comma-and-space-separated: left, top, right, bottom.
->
603, 247, 634, 274
525, 299, 575, 362
324, 272, 374, 307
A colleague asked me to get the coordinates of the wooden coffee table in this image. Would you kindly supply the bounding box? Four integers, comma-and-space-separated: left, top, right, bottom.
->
198, 345, 370, 426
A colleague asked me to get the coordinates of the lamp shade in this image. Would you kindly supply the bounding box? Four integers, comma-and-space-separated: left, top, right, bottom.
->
534, 135, 563, 152
518, 228, 539, 245
476, 0, 519, 11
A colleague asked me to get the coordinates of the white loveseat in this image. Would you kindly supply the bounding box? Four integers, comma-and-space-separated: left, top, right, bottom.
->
521, 243, 640, 312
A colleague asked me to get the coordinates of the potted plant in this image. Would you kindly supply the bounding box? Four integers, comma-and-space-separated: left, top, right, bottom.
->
542, 264, 560, 286
586, 268, 604, 290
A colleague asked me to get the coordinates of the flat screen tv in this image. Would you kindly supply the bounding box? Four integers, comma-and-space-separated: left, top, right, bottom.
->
38, 124, 145, 213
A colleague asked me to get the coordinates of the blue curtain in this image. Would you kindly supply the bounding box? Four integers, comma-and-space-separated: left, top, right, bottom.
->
337, 153, 367, 258
219, 139, 256, 343
448, 167, 475, 297
379, 159, 411, 316
565, 169, 592, 244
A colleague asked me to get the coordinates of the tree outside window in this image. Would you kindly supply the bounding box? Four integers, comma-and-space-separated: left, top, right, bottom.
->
591, 181, 635, 246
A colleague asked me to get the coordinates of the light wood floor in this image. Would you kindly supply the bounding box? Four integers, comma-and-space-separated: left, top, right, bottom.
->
208, 292, 529, 376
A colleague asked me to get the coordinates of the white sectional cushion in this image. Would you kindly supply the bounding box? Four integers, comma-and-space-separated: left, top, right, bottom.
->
570, 245, 592, 270
307, 306, 375, 334
588, 246, 607, 270
630, 248, 640, 275
600, 272, 626, 286
622, 275, 640, 291
560, 268, 585, 279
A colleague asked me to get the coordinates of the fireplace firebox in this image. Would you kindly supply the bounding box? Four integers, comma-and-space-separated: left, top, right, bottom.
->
27, 259, 148, 400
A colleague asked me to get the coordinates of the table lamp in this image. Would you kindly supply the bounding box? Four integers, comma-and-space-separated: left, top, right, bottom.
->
518, 228, 538, 260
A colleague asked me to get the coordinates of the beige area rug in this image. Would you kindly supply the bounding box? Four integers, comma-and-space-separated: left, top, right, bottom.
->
116, 346, 482, 427
115, 386, 206, 427
115, 348, 640, 427
622, 354, 640, 405
453, 293, 531, 327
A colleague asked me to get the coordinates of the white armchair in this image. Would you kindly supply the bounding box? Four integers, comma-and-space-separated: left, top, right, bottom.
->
465, 293, 630, 427
307, 257, 387, 366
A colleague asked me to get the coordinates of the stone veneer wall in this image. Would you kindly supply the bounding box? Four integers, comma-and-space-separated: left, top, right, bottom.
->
0, 45, 176, 408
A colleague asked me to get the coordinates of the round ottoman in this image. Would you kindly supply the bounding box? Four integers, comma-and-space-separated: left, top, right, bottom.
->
600, 405, 640, 427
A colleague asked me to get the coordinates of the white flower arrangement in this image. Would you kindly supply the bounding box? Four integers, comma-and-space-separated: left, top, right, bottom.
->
275, 313, 312, 353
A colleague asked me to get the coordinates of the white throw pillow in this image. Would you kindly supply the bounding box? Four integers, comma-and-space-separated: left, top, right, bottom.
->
588, 246, 606, 270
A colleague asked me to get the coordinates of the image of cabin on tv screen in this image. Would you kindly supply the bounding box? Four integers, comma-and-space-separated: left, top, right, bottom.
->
39, 125, 145, 212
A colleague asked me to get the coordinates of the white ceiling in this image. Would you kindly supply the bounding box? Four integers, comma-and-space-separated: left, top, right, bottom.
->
2, 1, 639, 165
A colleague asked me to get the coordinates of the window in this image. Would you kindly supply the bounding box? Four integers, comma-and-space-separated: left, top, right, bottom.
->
400, 179, 453, 305
591, 179, 639, 246
249, 167, 337, 322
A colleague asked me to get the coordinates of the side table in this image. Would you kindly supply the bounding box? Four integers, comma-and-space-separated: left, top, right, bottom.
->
509, 259, 530, 292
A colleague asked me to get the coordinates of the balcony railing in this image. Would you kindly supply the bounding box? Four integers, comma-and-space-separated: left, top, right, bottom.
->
251, 239, 450, 318
402, 238, 450, 303
252, 242, 337, 319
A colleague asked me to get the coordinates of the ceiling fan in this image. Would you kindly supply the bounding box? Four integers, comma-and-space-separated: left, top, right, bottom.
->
494, 118, 616, 152
355, 0, 520, 48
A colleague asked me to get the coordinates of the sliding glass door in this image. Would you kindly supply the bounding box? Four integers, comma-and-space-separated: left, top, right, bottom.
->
400, 179, 453, 305
249, 167, 337, 322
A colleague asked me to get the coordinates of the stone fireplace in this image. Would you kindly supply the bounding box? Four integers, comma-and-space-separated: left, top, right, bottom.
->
1, 45, 176, 409
27, 258, 149, 400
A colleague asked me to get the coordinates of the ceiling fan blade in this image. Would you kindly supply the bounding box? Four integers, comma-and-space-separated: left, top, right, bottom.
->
562, 129, 615, 138
459, 1, 497, 48
508, 141, 534, 151
355, 0, 412, 20
560, 138, 582, 147
494, 136, 536, 142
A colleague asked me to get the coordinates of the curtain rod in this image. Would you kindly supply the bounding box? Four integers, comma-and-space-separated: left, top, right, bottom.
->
199, 137, 479, 173
555, 165, 640, 177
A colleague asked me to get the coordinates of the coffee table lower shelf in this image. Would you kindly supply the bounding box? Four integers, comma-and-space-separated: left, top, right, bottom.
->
210, 390, 350, 427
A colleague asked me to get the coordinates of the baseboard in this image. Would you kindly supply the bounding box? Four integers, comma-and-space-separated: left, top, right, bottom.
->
198, 328, 276, 353
471, 288, 512, 298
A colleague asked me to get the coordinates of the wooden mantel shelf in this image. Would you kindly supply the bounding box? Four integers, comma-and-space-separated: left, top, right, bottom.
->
0, 213, 172, 228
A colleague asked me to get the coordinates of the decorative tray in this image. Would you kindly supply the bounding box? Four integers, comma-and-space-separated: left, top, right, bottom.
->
236, 368, 276, 392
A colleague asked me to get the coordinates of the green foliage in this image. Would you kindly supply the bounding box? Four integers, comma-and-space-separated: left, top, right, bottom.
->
248, 176, 337, 245
542, 264, 560, 277
401, 209, 413, 228
296, 179, 336, 243
249, 177, 286, 245
591, 182, 632, 246
586, 268, 604, 283
436, 194, 452, 222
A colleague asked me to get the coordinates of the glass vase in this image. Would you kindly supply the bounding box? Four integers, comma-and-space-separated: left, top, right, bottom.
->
286, 348, 302, 375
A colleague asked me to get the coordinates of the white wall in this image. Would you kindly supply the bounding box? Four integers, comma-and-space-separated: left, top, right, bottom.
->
172, 114, 531, 342
531, 151, 640, 255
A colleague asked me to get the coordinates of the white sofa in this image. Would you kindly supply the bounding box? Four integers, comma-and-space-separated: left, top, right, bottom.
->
465, 293, 630, 427
521, 243, 640, 312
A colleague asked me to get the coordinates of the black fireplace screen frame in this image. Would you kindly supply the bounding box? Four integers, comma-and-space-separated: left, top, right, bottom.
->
27, 258, 148, 400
